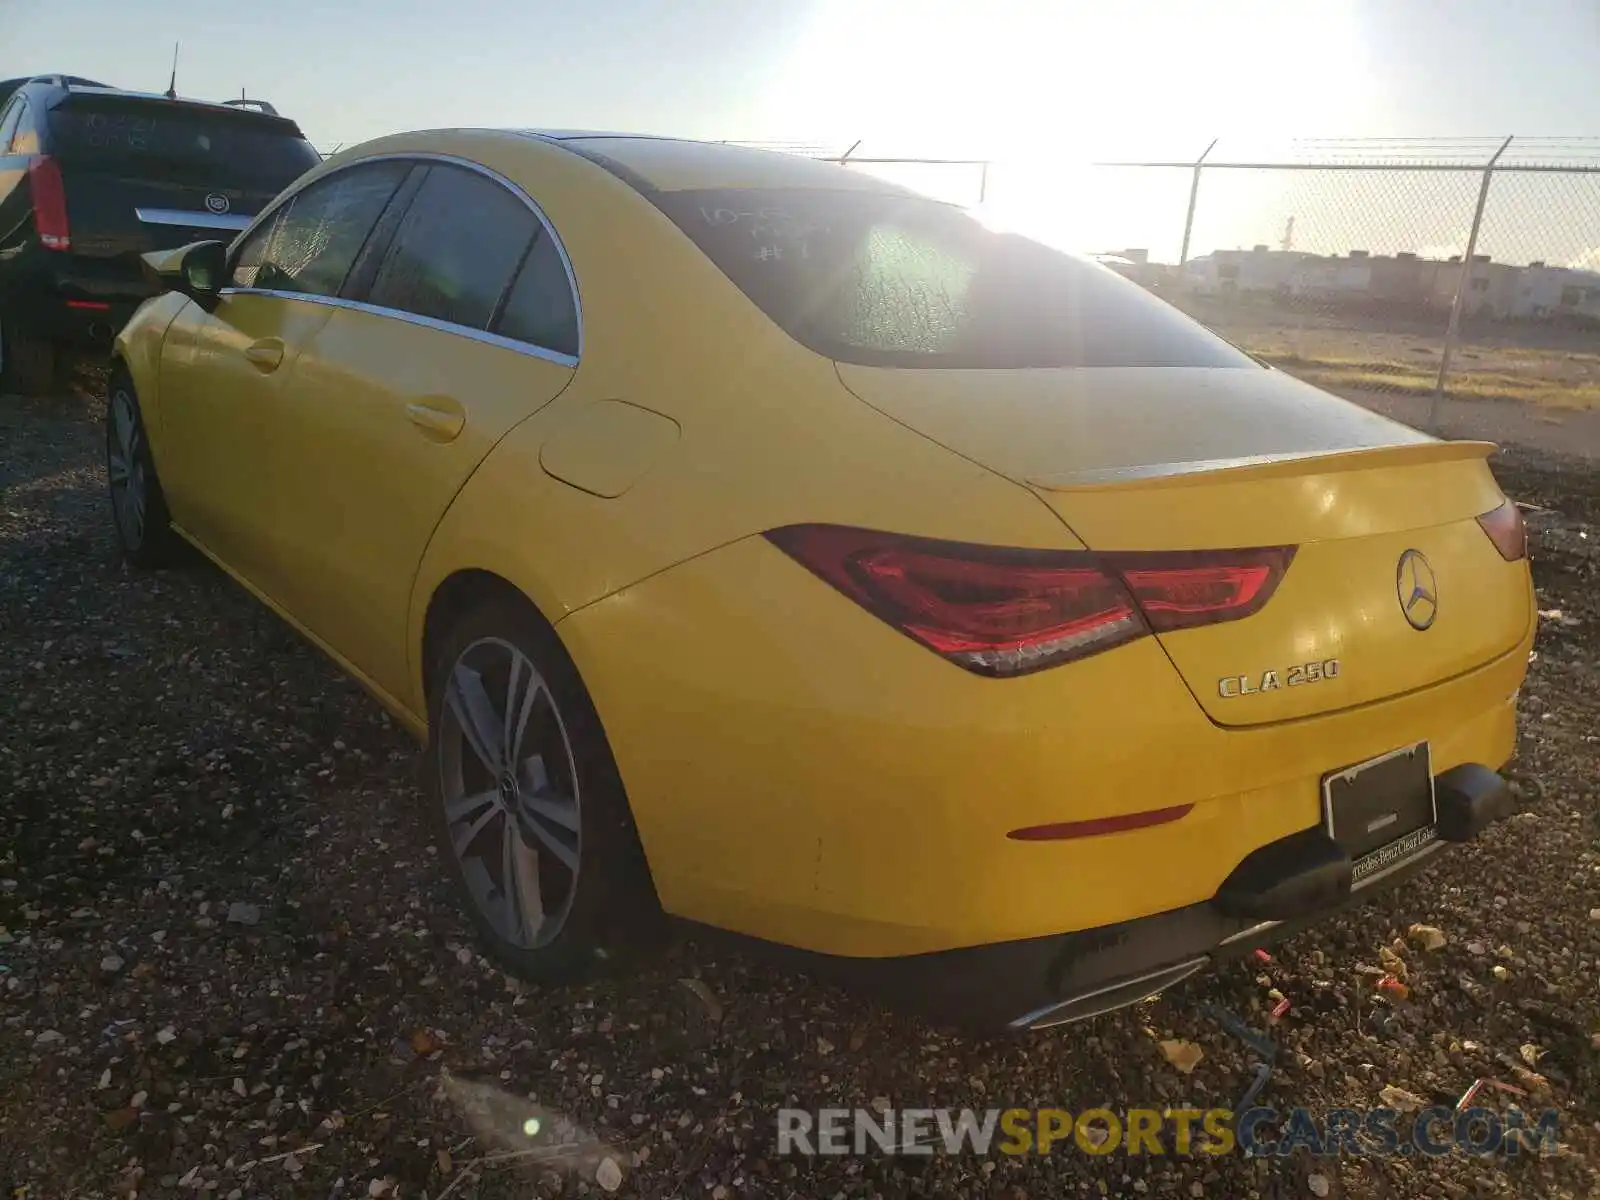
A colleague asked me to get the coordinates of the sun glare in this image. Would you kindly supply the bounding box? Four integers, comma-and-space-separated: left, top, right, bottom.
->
761, 0, 1379, 254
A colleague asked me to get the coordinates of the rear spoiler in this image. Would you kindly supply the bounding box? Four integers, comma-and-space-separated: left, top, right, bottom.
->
1029, 440, 1498, 492
48, 86, 305, 137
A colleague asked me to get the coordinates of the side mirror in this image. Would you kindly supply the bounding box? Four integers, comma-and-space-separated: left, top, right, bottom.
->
140, 240, 228, 310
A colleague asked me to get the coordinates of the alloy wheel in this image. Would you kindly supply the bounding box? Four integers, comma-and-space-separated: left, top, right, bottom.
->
438, 637, 582, 949
108, 387, 148, 549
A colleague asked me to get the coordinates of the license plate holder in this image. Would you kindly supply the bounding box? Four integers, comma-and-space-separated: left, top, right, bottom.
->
1322, 743, 1437, 884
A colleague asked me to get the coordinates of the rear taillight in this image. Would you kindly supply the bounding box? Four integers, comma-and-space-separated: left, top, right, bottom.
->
27, 155, 70, 251
1104, 547, 1295, 632
1476, 500, 1527, 562
765, 525, 1294, 677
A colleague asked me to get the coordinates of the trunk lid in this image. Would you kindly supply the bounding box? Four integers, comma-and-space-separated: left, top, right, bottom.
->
835, 364, 1533, 726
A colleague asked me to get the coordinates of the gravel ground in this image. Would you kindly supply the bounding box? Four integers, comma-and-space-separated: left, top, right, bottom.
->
2, 375, 1597, 1200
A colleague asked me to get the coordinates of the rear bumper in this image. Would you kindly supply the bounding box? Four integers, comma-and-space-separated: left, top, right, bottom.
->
562, 532, 1533, 959
27, 297, 142, 346
5, 259, 155, 344
789, 763, 1514, 1030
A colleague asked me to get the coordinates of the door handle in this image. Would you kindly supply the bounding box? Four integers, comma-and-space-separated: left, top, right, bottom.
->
243, 339, 285, 372
406, 397, 466, 442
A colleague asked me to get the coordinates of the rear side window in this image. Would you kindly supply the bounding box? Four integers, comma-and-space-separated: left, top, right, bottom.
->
47, 102, 319, 189
494, 232, 579, 357
232, 160, 408, 297
367, 165, 536, 330
5, 99, 37, 155
649, 187, 1256, 370
0, 100, 23, 153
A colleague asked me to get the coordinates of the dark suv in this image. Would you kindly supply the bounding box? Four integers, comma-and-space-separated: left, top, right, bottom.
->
0, 75, 321, 393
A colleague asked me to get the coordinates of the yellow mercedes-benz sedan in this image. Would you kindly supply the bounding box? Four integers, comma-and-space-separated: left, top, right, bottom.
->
109, 129, 1534, 1029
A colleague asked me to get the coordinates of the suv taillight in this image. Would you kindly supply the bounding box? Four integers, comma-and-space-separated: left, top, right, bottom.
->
765, 525, 1294, 677
28, 156, 71, 251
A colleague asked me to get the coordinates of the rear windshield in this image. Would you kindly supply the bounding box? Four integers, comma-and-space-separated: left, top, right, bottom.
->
48, 102, 320, 189
651, 187, 1254, 370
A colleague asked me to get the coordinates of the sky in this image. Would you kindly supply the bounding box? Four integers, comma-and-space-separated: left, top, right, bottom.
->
5, 0, 1600, 261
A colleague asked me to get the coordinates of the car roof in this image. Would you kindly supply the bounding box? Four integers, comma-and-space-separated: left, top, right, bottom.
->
518, 130, 913, 196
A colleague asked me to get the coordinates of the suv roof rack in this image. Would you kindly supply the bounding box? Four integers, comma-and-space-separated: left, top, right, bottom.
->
221, 97, 279, 117
28, 74, 110, 89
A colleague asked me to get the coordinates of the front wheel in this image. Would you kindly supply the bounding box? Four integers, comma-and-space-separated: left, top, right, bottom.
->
424, 594, 661, 981
106, 373, 183, 567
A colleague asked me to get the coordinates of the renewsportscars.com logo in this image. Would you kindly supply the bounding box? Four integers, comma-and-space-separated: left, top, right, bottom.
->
777, 1106, 1562, 1158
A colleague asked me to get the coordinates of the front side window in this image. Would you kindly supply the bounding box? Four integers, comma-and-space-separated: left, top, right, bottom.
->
649, 187, 1256, 369
367, 165, 536, 330
231, 160, 408, 297
230, 211, 283, 289
494, 231, 579, 357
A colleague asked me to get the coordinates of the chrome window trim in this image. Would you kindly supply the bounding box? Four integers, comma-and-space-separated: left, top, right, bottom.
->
217, 287, 579, 370
225, 150, 583, 359
135, 207, 252, 232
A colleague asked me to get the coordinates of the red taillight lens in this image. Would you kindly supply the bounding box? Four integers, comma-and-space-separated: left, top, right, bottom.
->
765, 525, 1295, 677
1104, 547, 1296, 632
766, 525, 1145, 676
27, 155, 71, 251
1476, 500, 1527, 562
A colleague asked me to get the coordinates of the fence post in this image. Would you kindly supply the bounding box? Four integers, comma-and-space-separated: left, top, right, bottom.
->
1431, 135, 1513, 431
1177, 139, 1218, 277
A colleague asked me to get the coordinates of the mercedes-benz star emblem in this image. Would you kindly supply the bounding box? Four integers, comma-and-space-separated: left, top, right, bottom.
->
1396, 549, 1437, 631
204, 193, 231, 215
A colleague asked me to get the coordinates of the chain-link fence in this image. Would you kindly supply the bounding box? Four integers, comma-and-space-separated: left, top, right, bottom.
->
737, 136, 1600, 429
311, 133, 1600, 428
1086, 138, 1600, 427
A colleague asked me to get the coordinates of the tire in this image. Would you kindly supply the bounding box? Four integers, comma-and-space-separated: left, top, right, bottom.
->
423, 593, 661, 981
0, 313, 58, 396
106, 370, 184, 567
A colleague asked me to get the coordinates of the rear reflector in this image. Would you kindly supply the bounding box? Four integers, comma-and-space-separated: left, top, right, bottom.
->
765, 525, 1294, 677
1007, 804, 1194, 841
1476, 501, 1527, 562
27, 155, 71, 250
66, 299, 110, 311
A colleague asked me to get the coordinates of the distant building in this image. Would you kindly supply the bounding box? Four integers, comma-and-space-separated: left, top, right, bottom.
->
1510, 263, 1600, 320
1289, 250, 1374, 301
1428, 255, 1520, 319
1174, 245, 1597, 323
1365, 252, 1433, 306
1183, 246, 1312, 296
1095, 248, 1165, 288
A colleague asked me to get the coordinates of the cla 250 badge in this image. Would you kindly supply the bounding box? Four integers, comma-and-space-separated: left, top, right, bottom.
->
1218, 658, 1341, 698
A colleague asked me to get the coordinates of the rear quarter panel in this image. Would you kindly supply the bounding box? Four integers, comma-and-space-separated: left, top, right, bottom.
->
398, 131, 1076, 719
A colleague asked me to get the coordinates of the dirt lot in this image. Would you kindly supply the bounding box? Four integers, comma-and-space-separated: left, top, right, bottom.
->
2, 374, 1599, 1199
1188, 299, 1600, 412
